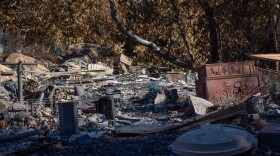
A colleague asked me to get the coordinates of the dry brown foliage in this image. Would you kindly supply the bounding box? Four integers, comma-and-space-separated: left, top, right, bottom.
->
0, 0, 279, 68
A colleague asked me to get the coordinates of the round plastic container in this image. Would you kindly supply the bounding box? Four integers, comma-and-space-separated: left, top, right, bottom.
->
169, 124, 257, 156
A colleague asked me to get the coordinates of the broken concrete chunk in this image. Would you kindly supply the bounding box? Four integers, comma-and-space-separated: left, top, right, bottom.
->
189, 95, 214, 115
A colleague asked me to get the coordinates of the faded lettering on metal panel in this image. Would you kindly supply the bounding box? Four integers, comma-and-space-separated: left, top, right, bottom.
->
198, 61, 255, 78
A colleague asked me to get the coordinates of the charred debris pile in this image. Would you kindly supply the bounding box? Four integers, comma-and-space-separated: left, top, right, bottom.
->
0, 50, 279, 155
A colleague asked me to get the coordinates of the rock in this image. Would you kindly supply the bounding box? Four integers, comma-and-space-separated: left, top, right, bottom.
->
5, 53, 49, 72
189, 95, 214, 115
5, 53, 35, 63
154, 92, 166, 104
66, 43, 109, 63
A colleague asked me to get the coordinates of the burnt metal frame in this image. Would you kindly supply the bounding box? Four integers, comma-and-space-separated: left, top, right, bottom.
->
0, 61, 37, 104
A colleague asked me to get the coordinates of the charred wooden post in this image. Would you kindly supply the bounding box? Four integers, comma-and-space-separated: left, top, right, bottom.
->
58, 101, 78, 136
96, 96, 115, 124
17, 61, 23, 104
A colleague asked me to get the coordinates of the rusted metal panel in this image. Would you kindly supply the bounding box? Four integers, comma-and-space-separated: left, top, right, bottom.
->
196, 75, 259, 105
196, 62, 259, 105
256, 67, 280, 94
198, 61, 255, 79
166, 72, 185, 83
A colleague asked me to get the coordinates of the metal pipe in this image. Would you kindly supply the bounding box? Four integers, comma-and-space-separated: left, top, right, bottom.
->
0, 62, 36, 104
17, 61, 23, 104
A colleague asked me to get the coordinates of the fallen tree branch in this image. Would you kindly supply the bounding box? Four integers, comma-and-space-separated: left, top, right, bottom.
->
116, 101, 246, 136
109, 0, 194, 69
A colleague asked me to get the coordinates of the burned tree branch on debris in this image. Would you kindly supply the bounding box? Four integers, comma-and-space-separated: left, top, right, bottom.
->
109, 0, 194, 69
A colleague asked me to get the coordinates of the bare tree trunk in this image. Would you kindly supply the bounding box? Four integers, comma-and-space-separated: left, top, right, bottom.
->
271, 0, 279, 51
109, 0, 194, 70
169, 0, 196, 67
199, 0, 220, 63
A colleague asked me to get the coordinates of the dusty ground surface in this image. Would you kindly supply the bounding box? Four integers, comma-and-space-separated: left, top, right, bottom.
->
0, 73, 280, 156
46, 132, 183, 156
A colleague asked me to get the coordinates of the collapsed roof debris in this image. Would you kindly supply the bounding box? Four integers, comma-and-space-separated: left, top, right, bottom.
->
0, 53, 279, 155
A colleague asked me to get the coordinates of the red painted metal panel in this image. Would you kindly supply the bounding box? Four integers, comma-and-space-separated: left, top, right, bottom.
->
196, 62, 259, 105
198, 61, 255, 79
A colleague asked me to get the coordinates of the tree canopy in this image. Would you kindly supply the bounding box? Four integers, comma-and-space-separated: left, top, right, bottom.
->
0, 0, 279, 69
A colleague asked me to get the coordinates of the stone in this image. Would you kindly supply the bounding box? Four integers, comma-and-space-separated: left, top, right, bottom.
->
5, 53, 49, 72
66, 43, 109, 63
